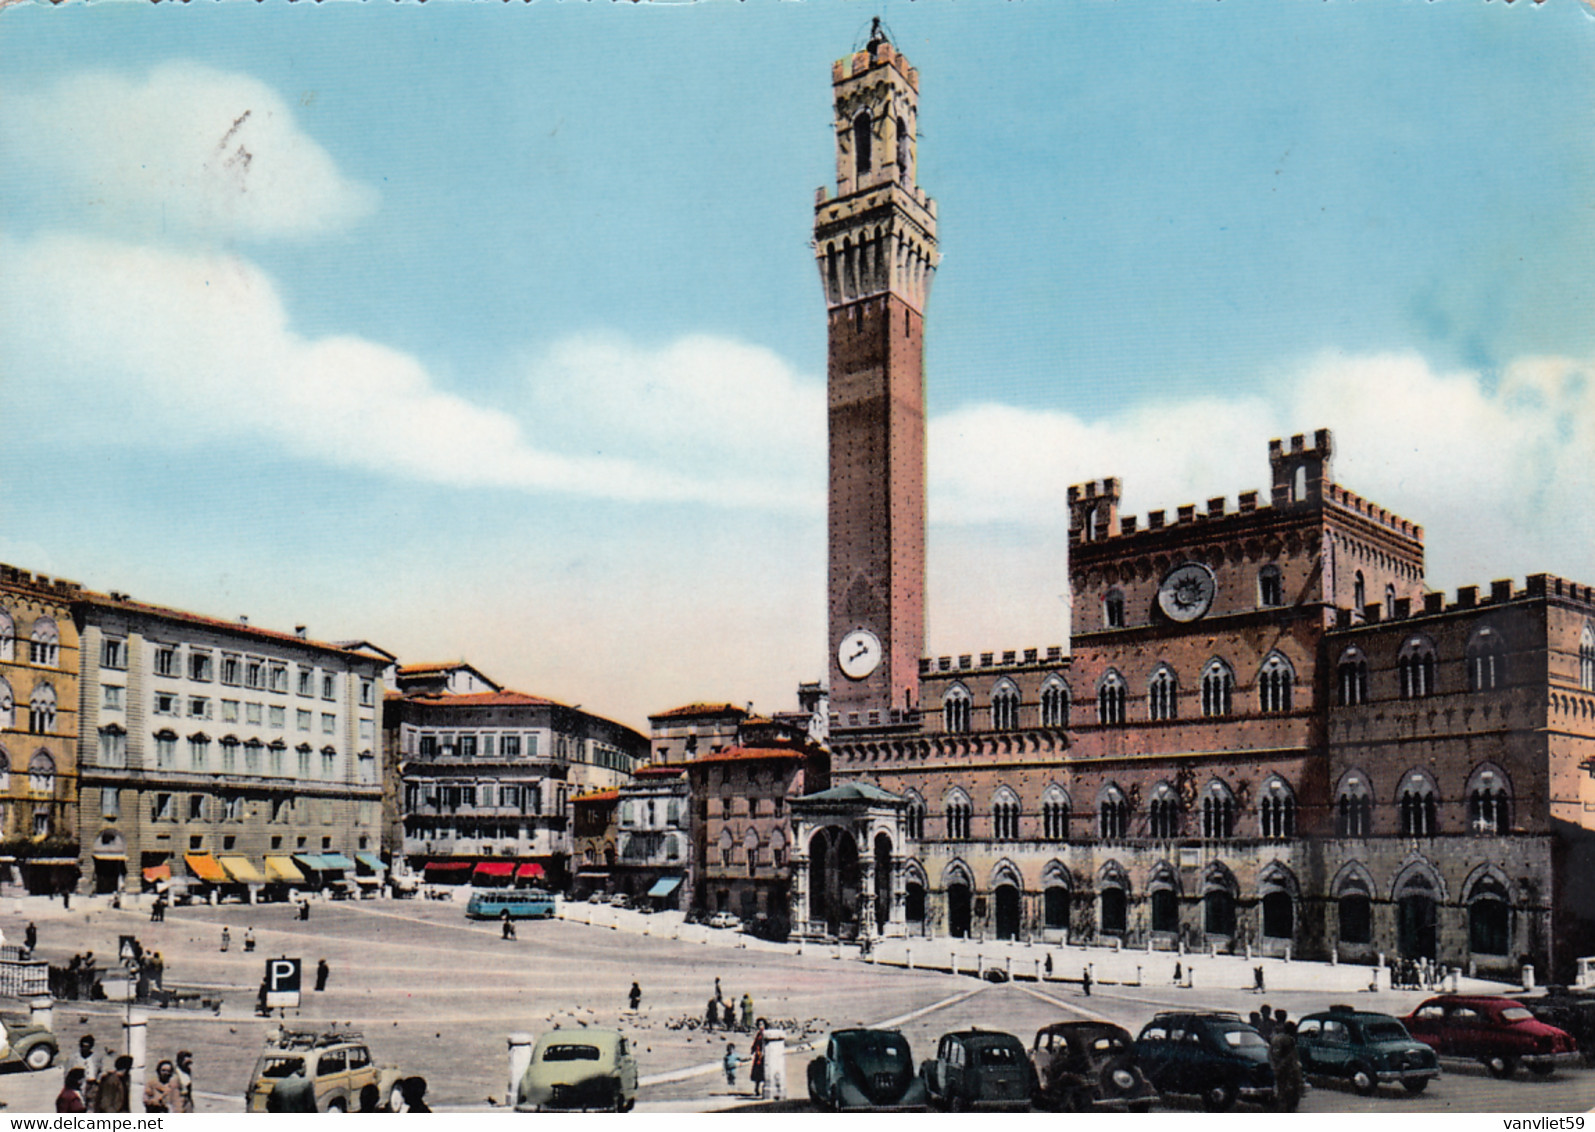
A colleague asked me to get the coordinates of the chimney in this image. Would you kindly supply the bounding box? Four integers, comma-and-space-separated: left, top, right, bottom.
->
295, 625, 308, 639
238, 615, 249, 626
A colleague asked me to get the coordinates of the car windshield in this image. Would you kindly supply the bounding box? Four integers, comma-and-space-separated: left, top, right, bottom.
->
1363, 1022, 1409, 1042
259, 1056, 305, 1079
839, 1033, 909, 1074
1500, 1008, 1535, 1022
542, 1044, 603, 1062
976, 1044, 1024, 1067
1219, 1028, 1268, 1050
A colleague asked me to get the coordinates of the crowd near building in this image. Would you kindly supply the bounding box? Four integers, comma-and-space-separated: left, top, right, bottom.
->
6, 27, 1594, 989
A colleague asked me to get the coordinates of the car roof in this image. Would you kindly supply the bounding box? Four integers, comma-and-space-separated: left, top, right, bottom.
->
1415, 995, 1520, 1009
946, 1029, 1024, 1046
1038, 1021, 1128, 1037
535, 1028, 623, 1051
1148, 1011, 1244, 1024
1305, 1009, 1400, 1023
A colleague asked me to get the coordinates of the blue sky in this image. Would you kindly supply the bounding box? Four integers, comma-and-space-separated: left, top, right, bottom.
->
3, 1, 1593, 728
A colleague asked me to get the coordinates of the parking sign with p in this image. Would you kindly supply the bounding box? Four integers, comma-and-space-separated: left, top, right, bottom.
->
266, 957, 302, 1009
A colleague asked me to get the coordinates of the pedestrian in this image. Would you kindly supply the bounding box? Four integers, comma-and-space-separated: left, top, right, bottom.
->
149, 897, 162, 923
266, 1068, 317, 1113
62, 888, 71, 911
358, 1084, 386, 1112
501, 910, 516, 940
65, 1034, 101, 1107
56, 1068, 88, 1113
1257, 1004, 1274, 1040
400, 1077, 431, 1113
628, 981, 642, 1012
173, 1050, 195, 1114
220, 926, 231, 953
244, 927, 256, 953
315, 958, 330, 992
1269, 1020, 1303, 1112
705, 997, 719, 1030
257, 977, 271, 1017
1044, 953, 1053, 978
1173, 961, 1182, 985
740, 992, 754, 1031
24, 921, 37, 954
722, 1042, 741, 1091
1081, 966, 1092, 997
1254, 965, 1266, 993
94, 1056, 133, 1113
143, 1059, 182, 1113
714, 976, 722, 1001
750, 1022, 768, 1098
1273, 1007, 1289, 1032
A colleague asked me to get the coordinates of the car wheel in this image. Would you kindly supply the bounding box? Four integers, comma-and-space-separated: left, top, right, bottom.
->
1129, 1100, 1153, 1113
1485, 1055, 1517, 1080
325, 1098, 347, 1113
24, 1044, 56, 1071
949, 1091, 969, 1113
1401, 1078, 1429, 1094
1527, 1062, 1556, 1078
1349, 1064, 1376, 1096
1202, 1082, 1236, 1112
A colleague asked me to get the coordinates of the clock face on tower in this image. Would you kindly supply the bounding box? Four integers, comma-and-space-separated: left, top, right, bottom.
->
1157, 563, 1217, 622
838, 628, 883, 680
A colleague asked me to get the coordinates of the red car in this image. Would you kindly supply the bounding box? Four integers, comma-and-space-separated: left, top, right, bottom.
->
1402, 995, 1578, 1079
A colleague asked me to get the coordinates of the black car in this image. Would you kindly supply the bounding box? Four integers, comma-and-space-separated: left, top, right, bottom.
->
808, 1029, 929, 1111
920, 1029, 1035, 1110
1296, 1006, 1440, 1095
1133, 1012, 1274, 1111
1031, 1021, 1156, 1111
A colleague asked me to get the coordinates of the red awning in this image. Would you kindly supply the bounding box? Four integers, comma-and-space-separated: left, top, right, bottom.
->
515, 863, 546, 880
423, 861, 472, 875
474, 861, 516, 878
143, 864, 172, 883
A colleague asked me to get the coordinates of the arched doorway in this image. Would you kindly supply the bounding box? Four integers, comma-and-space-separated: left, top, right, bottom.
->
873, 833, 893, 933
1043, 886, 1069, 931
994, 884, 1021, 940
1262, 891, 1293, 940
1151, 889, 1179, 934
1100, 888, 1127, 935
948, 883, 973, 938
1397, 873, 1439, 959
808, 827, 861, 936
1204, 890, 1235, 937
92, 829, 126, 895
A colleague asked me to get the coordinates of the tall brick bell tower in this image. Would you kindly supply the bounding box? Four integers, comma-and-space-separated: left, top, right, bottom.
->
817, 21, 939, 726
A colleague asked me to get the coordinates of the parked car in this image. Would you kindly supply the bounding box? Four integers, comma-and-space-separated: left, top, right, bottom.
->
0, 1014, 57, 1071
245, 1029, 402, 1112
587, 892, 607, 904
1295, 1006, 1440, 1095
808, 1028, 929, 1111
1513, 989, 1595, 1065
1133, 1012, 1273, 1111
1402, 995, 1579, 1079
515, 1027, 638, 1112
920, 1028, 1034, 1110
707, 912, 741, 930
611, 895, 632, 911
1031, 1021, 1155, 1111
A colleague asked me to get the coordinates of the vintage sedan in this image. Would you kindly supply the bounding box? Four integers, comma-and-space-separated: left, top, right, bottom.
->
1133, 1012, 1274, 1111
920, 1028, 1035, 1110
516, 1028, 638, 1112
1512, 989, 1595, 1065
0, 1014, 57, 1072
1031, 1021, 1156, 1111
808, 1028, 929, 1111
1295, 1007, 1440, 1095
1402, 995, 1578, 1079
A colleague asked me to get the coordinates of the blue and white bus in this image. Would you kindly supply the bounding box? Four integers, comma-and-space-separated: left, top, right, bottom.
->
466, 889, 557, 920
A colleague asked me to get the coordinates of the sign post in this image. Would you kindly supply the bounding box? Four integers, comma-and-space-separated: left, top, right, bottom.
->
265, 957, 302, 1011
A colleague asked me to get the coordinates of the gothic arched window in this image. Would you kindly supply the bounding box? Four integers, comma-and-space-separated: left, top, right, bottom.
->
992, 786, 1020, 840
1581, 624, 1595, 693
1041, 785, 1070, 839
1258, 565, 1284, 607
1148, 782, 1180, 839
1258, 653, 1295, 713
1103, 589, 1125, 629
1259, 776, 1296, 839
904, 790, 926, 840
1336, 771, 1374, 837
1399, 770, 1440, 837
1467, 764, 1511, 835
1399, 636, 1437, 699
1040, 677, 1069, 728
1098, 784, 1129, 840
944, 789, 972, 840
1200, 780, 1235, 839
943, 686, 971, 734
1148, 665, 1178, 722
1201, 659, 1233, 717
1467, 628, 1506, 691
28, 682, 55, 735
29, 617, 58, 666
1337, 647, 1369, 706
1354, 571, 1366, 611
853, 110, 873, 177
27, 751, 54, 796
1097, 670, 1126, 726
991, 681, 1020, 731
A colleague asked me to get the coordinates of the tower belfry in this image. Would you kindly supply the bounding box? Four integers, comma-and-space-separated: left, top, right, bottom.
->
817, 27, 939, 726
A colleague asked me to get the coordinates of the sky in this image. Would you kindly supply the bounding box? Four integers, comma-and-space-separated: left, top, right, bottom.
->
3, 1, 1594, 732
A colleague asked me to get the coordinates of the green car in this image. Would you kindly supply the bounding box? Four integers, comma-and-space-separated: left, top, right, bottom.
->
516, 1028, 638, 1112
1296, 1006, 1440, 1096
1, 1014, 58, 1072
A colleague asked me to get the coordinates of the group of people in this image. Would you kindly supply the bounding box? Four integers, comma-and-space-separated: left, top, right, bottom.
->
1248, 1005, 1304, 1112
722, 1022, 771, 1098
218, 926, 259, 952
1391, 956, 1441, 990
703, 978, 755, 1031
55, 1035, 194, 1114
51, 952, 103, 1002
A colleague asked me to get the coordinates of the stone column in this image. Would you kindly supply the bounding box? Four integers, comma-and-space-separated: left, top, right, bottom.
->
765, 1028, 788, 1101
507, 1032, 535, 1108
124, 1010, 147, 1112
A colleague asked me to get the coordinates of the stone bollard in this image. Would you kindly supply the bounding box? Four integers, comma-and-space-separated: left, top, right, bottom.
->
1146, 937, 1153, 954
765, 1028, 788, 1101
1284, 943, 1291, 963
27, 994, 51, 1032
1135, 965, 1142, 985
507, 1032, 535, 1108
904, 947, 912, 970
1522, 964, 1536, 991
1448, 967, 1460, 993
977, 954, 985, 979
1035, 958, 1043, 981
1005, 955, 1013, 979
1111, 937, 1121, 952
1330, 945, 1338, 967
1209, 943, 1218, 958
1377, 951, 1386, 969
1244, 942, 1252, 961
125, 1010, 148, 1112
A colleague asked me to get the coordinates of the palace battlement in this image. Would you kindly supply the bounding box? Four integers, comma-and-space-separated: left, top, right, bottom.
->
920, 645, 1066, 675
1335, 573, 1595, 628
0, 562, 82, 598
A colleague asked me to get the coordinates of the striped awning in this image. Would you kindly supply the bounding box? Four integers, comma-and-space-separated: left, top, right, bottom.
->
219, 856, 266, 884
184, 853, 228, 883
356, 852, 387, 874
265, 856, 305, 883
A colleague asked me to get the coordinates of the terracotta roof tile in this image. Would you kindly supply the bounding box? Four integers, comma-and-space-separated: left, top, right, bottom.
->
404, 691, 560, 708
573, 788, 620, 804
649, 702, 748, 721
632, 763, 688, 778
690, 745, 809, 765
78, 590, 384, 661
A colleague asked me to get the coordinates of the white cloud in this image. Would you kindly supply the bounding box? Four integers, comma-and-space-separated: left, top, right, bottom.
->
2, 63, 376, 241
0, 231, 821, 509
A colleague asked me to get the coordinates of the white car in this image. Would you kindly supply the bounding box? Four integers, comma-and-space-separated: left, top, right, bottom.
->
707, 912, 741, 930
